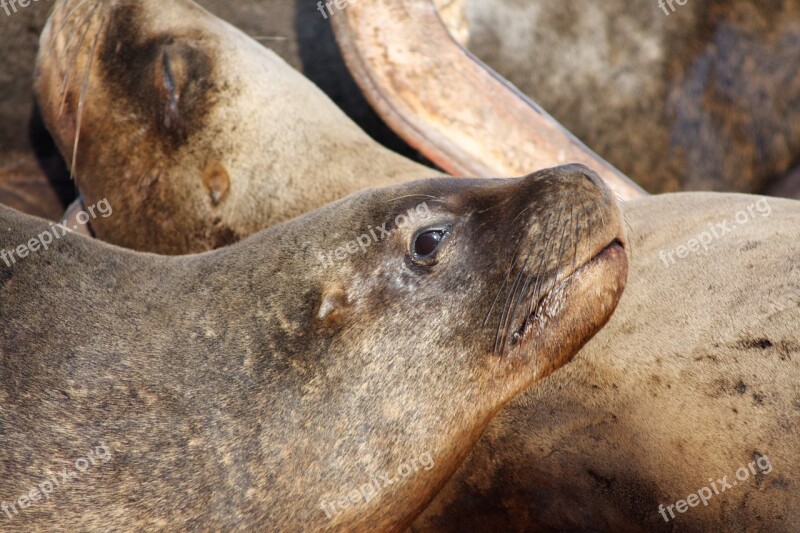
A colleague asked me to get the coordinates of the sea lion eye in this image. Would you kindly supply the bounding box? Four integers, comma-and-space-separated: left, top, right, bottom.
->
413, 227, 450, 259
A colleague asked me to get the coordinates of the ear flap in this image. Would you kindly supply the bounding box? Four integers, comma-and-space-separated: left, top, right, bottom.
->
317, 283, 349, 325
203, 161, 231, 206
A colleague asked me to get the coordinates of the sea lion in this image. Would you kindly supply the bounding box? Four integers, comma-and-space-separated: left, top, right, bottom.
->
34, 0, 437, 254
0, 0, 417, 220
0, 165, 628, 531
414, 192, 800, 531
34, 0, 650, 255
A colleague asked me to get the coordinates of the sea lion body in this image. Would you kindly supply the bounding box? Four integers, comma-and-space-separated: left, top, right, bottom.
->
415, 192, 800, 531
0, 166, 627, 531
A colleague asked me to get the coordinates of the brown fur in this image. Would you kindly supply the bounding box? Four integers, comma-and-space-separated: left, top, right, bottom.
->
0, 166, 627, 531
414, 192, 800, 531
0, 0, 415, 221
463, 0, 800, 195
34, 0, 435, 254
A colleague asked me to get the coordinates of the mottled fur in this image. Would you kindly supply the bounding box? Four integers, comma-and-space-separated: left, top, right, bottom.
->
0, 167, 627, 531
415, 192, 800, 531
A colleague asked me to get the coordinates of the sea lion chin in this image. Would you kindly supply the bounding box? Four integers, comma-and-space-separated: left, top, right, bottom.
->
34, 0, 434, 254
0, 164, 626, 531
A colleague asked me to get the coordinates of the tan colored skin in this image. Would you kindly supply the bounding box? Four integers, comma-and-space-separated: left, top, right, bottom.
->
35, 0, 435, 254
414, 192, 800, 531
0, 167, 627, 531
330, 0, 646, 201
460, 0, 800, 196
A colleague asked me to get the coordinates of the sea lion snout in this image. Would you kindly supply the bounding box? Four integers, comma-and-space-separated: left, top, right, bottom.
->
531, 163, 613, 202
487, 166, 627, 363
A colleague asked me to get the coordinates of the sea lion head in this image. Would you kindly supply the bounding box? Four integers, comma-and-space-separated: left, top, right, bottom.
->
286, 164, 627, 528
34, 0, 429, 254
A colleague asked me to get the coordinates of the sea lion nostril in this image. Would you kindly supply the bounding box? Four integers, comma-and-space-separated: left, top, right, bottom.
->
577, 170, 606, 191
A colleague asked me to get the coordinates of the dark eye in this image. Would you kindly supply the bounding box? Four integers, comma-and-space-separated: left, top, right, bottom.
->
413, 229, 448, 259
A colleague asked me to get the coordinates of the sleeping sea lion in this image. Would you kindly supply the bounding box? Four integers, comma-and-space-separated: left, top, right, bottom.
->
34, 0, 436, 254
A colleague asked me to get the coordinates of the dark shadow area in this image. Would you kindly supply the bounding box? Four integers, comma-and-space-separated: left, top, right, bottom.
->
293, 0, 437, 169
765, 156, 800, 199
29, 102, 76, 209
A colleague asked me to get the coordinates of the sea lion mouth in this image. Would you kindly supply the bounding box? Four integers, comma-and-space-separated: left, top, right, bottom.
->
506, 238, 626, 352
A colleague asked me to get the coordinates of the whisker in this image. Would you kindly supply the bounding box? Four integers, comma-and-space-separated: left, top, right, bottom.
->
385, 194, 443, 203
476, 195, 513, 215
528, 201, 566, 317
484, 227, 527, 327
496, 240, 538, 355
596, 196, 606, 227
485, 207, 537, 326
497, 212, 555, 355
508, 206, 531, 227
622, 212, 635, 259
520, 220, 569, 327
70, 13, 103, 181
251, 35, 288, 42
570, 202, 579, 274
58, 2, 100, 117
49, 0, 89, 52
535, 203, 571, 317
